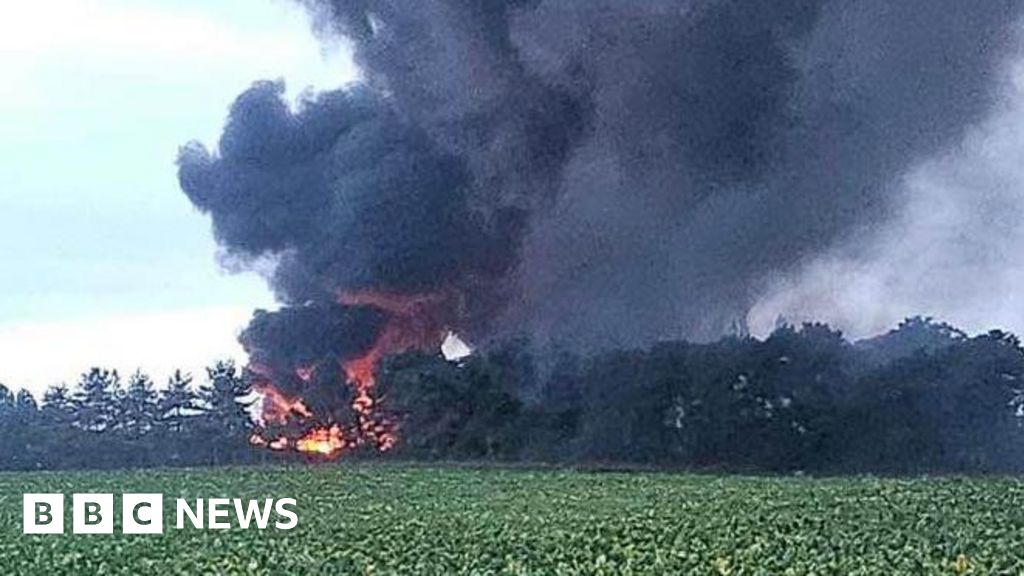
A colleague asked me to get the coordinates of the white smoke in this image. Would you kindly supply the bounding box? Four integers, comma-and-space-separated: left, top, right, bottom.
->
750, 58, 1024, 339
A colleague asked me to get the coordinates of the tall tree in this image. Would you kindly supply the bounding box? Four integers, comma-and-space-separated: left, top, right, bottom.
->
70, 369, 122, 468
73, 368, 120, 433
197, 361, 253, 464
158, 370, 196, 433
10, 390, 40, 469
41, 385, 76, 427
39, 385, 78, 468
0, 384, 17, 467
116, 371, 159, 466
156, 370, 197, 464
122, 371, 158, 439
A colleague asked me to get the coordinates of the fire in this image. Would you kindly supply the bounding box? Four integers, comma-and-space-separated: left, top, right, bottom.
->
251, 424, 347, 457
251, 433, 291, 451
338, 290, 450, 452
295, 425, 346, 456
248, 289, 451, 458
251, 381, 313, 426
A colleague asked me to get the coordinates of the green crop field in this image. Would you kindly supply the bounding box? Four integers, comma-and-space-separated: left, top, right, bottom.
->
2, 465, 1024, 574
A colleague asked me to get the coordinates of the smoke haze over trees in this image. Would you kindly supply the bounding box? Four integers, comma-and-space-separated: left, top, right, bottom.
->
378, 318, 1024, 473
4, 318, 1024, 474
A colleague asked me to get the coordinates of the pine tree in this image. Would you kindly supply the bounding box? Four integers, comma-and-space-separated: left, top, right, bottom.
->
0, 384, 16, 467
73, 368, 120, 433
122, 370, 158, 440
11, 390, 40, 469
40, 385, 78, 469
41, 385, 76, 427
158, 370, 196, 434
157, 370, 197, 464
197, 361, 253, 464
0, 383, 13, 420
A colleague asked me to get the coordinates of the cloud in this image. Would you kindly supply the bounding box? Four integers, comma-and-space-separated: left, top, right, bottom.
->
1, 0, 243, 59
0, 306, 258, 395
0, 0, 357, 109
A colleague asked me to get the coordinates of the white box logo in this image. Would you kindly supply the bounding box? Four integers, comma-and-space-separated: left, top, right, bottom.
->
23, 494, 64, 534
23, 493, 297, 533
72, 493, 114, 534
122, 494, 164, 534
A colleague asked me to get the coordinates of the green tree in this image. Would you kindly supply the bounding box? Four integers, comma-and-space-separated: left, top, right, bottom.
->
41, 385, 76, 426
70, 369, 122, 468
0, 384, 18, 467
0, 383, 13, 419
122, 371, 158, 439
116, 371, 160, 466
157, 370, 197, 464
11, 390, 41, 469
197, 361, 253, 464
73, 368, 121, 433
39, 385, 78, 468
381, 350, 525, 460
158, 370, 197, 432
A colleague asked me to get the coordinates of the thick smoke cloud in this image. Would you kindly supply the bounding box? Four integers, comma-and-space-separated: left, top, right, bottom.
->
178, 81, 500, 305
179, 1, 1024, 362
750, 80, 1024, 339
241, 304, 382, 372
507, 0, 1021, 345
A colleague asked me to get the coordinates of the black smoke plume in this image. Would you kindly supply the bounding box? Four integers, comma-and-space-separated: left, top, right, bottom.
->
179, 1, 1023, 382
239, 303, 382, 398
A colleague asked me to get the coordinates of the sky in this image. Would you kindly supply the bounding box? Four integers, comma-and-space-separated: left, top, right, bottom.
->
2, 1, 1023, 396
0, 0, 357, 395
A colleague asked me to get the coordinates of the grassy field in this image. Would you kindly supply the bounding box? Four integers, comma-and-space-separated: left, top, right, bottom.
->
2, 464, 1024, 574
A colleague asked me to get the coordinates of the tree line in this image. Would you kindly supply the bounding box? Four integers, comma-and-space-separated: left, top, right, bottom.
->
4, 317, 1024, 474
0, 361, 254, 470
380, 317, 1024, 474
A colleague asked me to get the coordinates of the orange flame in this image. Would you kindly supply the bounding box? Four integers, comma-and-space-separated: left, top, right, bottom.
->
338, 290, 450, 452
249, 289, 450, 458
295, 425, 346, 456
252, 382, 313, 426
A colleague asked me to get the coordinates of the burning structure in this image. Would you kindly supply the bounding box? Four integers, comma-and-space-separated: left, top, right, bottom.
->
178, 0, 1024, 456
237, 291, 454, 454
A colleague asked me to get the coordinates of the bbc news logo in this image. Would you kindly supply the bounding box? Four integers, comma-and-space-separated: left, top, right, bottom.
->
23, 494, 298, 534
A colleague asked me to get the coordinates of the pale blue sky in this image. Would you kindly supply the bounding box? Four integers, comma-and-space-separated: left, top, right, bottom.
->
0, 0, 357, 394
